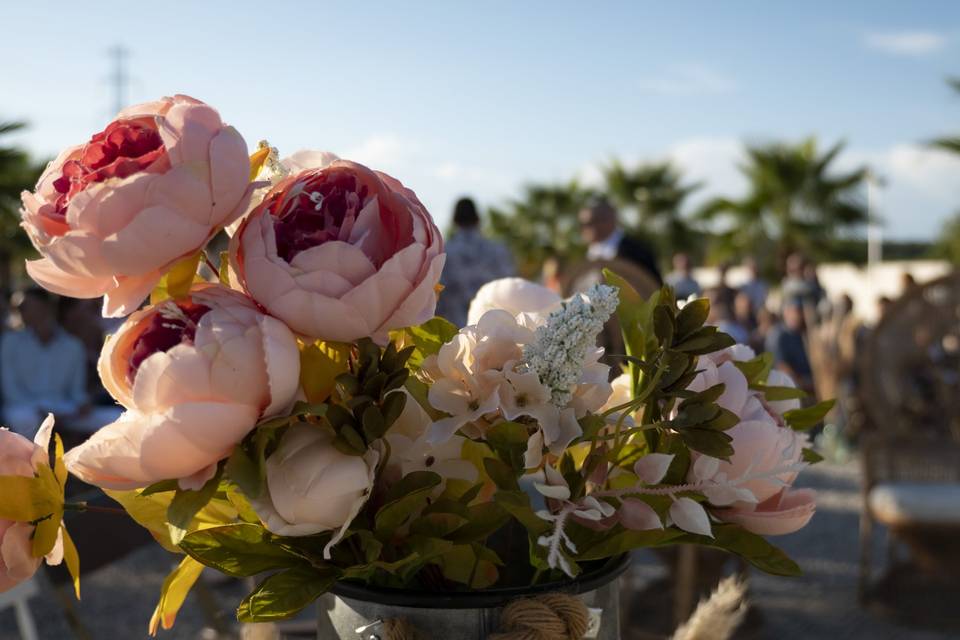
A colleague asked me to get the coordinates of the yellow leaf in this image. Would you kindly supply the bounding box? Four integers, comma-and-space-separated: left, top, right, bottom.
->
149, 556, 204, 636
61, 525, 81, 599
460, 440, 497, 502
150, 253, 202, 305
104, 489, 240, 553
53, 433, 67, 489
31, 464, 64, 557
249, 145, 271, 182
0, 475, 58, 522
218, 250, 231, 286
299, 340, 351, 403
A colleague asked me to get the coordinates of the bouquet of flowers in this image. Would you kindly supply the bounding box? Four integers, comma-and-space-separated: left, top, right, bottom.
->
0, 95, 827, 634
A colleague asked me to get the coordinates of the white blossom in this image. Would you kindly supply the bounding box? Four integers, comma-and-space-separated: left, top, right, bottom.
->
523, 284, 618, 407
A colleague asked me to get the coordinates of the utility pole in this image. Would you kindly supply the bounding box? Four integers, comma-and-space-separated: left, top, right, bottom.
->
108, 45, 129, 114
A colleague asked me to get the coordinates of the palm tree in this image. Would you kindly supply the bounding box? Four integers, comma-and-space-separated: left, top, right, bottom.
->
0, 121, 45, 289
602, 160, 701, 260
931, 78, 960, 156
487, 180, 594, 279
931, 77, 960, 263
699, 137, 868, 273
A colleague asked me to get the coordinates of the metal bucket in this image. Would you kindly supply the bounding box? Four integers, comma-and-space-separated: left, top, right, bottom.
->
317, 555, 629, 639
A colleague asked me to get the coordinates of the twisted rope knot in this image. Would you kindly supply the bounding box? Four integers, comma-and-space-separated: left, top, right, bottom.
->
488, 593, 590, 640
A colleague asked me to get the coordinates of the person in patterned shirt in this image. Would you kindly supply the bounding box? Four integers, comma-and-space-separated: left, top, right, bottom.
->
436, 197, 515, 327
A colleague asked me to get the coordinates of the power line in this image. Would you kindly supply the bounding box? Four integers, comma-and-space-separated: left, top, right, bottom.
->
108, 45, 129, 114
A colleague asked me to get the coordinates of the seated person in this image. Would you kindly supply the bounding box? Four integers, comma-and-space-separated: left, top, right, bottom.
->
2, 288, 121, 439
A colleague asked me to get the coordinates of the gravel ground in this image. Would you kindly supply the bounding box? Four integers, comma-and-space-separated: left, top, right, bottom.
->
1, 461, 956, 639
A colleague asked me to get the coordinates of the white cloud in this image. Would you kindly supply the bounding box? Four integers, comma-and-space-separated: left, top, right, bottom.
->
863, 30, 947, 56
840, 144, 960, 237
342, 134, 412, 169
429, 162, 503, 184
636, 63, 736, 96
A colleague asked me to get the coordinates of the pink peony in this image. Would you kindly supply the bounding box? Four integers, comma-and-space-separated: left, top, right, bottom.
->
229, 150, 444, 344
64, 285, 300, 490
22, 95, 252, 316
685, 347, 815, 535
0, 416, 63, 593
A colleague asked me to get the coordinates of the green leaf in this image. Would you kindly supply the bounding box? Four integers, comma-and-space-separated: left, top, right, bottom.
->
783, 400, 836, 431
485, 421, 529, 469
381, 390, 407, 431
674, 326, 735, 354
578, 528, 684, 561
482, 457, 520, 491
401, 317, 458, 367
410, 512, 470, 537
237, 566, 340, 622
447, 503, 511, 544
753, 385, 807, 401
140, 479, 180, 496
167, 467, 223, 545
179, 524, 305, 577
675, 524, 801, 577
603, 269, 657, 378
384, 471, 443, 505
361, 405, 386, 442
376, 472, 442, 535
437, 544, 501, 588
493, 490, 551, 536
675, 298, 710, 340
802, 447, 824, 464
653, 305, 674, 345
679, 428, 734, 460
225, 445, 262, 498
733, 353, 773, 385
334, 425, 367, 455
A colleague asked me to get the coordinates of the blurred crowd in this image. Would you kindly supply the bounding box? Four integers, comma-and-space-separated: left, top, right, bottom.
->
0, 287, 121, 441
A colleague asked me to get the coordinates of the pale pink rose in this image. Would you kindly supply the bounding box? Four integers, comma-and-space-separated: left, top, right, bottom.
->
21, 95, 252, 317
229, 151, 444, 343
467, 278, 561, 327
251, 422, 379, 559
64, 285, 300, 490
0, 416, 63, 593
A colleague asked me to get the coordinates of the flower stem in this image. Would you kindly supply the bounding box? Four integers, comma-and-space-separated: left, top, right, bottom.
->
64, 502, 127, 515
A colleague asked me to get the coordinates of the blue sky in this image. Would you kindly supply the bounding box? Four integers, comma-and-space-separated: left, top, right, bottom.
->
3, 1, 959, 240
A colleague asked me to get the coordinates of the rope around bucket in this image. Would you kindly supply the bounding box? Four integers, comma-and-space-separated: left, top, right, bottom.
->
367, 592, 590, 640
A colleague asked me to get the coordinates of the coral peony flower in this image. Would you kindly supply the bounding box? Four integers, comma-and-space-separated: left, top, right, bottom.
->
0, 416, 63, 592
712, 487, 816, 535
685, 347, 814, 535
22, 95, 252, 316
229, 150, 444, 343
64, 285, 300, 490
251, 422, 379, 558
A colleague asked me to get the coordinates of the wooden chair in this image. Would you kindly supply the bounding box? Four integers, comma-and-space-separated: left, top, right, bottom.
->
858, 272, 960, 605
0, 579, 40, 640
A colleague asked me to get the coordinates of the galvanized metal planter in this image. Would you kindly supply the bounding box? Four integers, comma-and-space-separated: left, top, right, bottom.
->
316, 555, 629, 640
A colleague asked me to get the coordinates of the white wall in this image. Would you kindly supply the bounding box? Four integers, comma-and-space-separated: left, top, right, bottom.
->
692, 260, 953, 324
